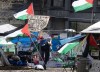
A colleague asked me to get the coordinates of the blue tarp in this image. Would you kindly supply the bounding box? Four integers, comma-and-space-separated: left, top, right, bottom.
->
10, 32, 85, 51
11, 37, 37, 43
31, 32, 38, 37
11, 32, 39, 45
51, 34, 85, 51
52, 37, 61, 51
59, 34, 86, 45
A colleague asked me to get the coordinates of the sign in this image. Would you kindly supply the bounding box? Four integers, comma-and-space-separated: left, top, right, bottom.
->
28, 15, 50, 32
91, 50, 99, 56
89, 60, 100, 72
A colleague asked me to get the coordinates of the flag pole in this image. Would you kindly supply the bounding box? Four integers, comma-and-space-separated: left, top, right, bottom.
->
90, 8, 95, 24
32, 3, 34, 15
29, 35, 44, 61
27, 2, 44, 65
90, 0, 95, 24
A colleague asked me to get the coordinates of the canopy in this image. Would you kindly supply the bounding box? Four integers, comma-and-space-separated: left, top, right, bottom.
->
0, 24, 16, 33
0, 24, 17, 44
81, 21, 100, 33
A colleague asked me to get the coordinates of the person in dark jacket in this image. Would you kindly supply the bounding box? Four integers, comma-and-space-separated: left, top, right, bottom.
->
40, 37, 52, 70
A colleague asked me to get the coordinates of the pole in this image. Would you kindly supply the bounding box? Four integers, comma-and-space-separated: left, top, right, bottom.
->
28, 2, 44, 65
29, 35, 44, 61
91, 8, 95, 24
91, 0, 95, 24
0, 48, 11, 66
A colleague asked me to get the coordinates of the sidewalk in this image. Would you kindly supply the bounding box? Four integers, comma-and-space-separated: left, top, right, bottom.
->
0, 68, 76, 72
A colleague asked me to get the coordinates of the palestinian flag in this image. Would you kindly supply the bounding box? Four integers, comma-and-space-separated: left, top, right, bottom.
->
72, 0, 93, 12
0, 24, 30, 45
14, 3, 34, 20
89, 34, 98, 48
5, 24, 30, 38
0, 24, 30, 39
58, 42, 79, 54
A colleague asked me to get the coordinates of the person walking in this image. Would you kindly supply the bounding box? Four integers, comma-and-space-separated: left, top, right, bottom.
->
39, 36, 52, 70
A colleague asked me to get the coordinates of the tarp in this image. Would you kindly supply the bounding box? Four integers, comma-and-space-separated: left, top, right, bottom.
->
11, 32, 39, 45
59, 34, 85, 45
81, 21, 100, 33
31, 32, 39, 37
11, 37, 37, 44
58, 42, 79, 54
52, 38, 61, 51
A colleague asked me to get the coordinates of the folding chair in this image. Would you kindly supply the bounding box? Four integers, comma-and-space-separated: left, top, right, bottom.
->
53, 55, 76, 72
62, 57, 76, 72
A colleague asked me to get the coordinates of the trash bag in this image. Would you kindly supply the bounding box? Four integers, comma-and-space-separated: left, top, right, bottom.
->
34, 64, 44, 70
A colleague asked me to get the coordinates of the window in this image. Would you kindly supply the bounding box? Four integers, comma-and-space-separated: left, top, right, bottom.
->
29, 0, 42, 10
93, 0, 100, 8
51, 0, 65, 9
42, 0, 48, 7
70, 22, 91, 32
97, 0, 100, 5
0, 0, 26, 10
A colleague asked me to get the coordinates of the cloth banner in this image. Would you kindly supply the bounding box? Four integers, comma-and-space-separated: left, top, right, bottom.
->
28, 15, 50, 32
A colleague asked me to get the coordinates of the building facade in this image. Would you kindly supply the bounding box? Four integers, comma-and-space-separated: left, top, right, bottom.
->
0, 0, 100, 34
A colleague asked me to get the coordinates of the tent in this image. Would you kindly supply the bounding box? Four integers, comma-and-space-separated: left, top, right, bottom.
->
0, 24, 16, 33
11, 37, 37, 45
0, 31, 39, 45
0, 24, 17, 45
81, 21, 100, 33
59, 34, 85, 45
10, 32, 39, 45
58, 42, 79, 54
52, 37, 61, 51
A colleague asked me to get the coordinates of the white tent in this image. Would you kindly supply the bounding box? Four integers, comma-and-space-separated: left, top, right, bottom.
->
0, 24, 16, 33
0, 24, 16, 66
0, 24, 16, 45
81, 21, 100, 33
0, 39, 14, 45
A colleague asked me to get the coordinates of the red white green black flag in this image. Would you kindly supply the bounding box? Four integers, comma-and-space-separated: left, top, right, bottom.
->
72, 0, 93, 12
14, 3, 34, 20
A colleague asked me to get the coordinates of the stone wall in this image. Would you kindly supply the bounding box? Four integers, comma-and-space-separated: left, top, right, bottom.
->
0, 0, 27, 25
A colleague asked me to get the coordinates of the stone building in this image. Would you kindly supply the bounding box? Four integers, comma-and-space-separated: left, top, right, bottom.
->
0, 0, 100, 34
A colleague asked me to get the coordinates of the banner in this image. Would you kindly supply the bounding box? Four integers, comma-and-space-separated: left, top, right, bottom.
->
28, 15, 50, 32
